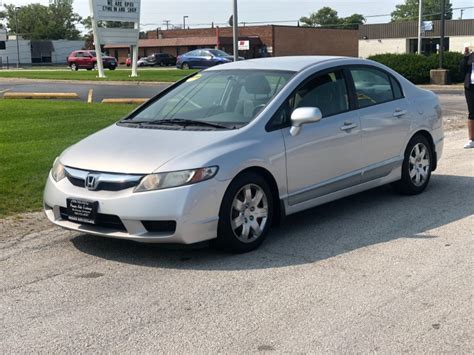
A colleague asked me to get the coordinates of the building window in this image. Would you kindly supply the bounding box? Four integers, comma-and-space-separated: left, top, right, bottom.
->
409, 37, 450, 55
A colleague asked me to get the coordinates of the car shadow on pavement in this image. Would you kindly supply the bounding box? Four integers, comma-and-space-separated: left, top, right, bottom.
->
71, 174, 474, 270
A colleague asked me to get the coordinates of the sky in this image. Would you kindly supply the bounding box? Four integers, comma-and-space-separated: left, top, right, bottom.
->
5, 0, 474, 33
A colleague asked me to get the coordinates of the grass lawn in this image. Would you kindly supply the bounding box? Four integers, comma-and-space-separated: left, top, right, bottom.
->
0, 69, 197, 82
0, 100, 138, 217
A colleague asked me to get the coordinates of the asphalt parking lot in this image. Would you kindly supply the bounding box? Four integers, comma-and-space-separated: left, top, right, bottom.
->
1, 122, 472, 352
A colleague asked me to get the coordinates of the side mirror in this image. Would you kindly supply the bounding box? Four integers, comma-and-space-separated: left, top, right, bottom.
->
289, 107, 322, 136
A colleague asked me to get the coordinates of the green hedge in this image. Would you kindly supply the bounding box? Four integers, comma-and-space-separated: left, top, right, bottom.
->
368, 52, 464, 84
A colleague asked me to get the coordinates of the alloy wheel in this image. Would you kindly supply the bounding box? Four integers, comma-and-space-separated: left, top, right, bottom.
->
230, 184, 268, 243
408, 143, 430, 187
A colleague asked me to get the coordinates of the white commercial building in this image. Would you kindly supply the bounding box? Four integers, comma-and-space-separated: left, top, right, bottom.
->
359, 19, 474, 58
0, 36, 85, 67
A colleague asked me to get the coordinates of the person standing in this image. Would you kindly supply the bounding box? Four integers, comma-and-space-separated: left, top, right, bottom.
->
461, 46, 474, 149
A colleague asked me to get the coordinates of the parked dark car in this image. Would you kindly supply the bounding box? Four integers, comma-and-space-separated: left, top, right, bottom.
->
67, 50, 117, 71
137, 53, 177, 67
176, 49, 242, 69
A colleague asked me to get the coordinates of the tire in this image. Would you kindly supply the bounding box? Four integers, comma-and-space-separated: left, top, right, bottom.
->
182, 62, 190, 70
70, 63, 78, 71
392, 134, 433, 195
213, 172, 274, 253
109, 66, 116, 71
93, 62, 98, 70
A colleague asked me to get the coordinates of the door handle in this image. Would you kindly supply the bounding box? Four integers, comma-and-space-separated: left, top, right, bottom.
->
393, 109, 407, 117
340, 122, 358, 131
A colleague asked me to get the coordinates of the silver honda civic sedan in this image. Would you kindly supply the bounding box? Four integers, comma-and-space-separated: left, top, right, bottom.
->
44, 56, 444, 252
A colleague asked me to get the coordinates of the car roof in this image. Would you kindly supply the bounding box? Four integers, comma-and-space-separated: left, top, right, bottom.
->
205, 56, 363, 73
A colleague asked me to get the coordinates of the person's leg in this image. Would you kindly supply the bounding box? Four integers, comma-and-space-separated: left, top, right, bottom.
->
464, 88, 474, 148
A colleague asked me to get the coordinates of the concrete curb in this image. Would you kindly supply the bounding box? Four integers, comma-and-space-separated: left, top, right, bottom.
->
101, 98, 148, 104
4, 92, 79, 99
0, 77, 171, 86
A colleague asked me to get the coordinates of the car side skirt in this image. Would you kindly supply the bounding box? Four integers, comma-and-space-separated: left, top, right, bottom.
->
284, 161, 402, 216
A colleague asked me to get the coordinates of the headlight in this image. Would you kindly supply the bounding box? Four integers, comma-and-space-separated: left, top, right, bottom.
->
51, 158, 66, 182
134, 166, 218, 193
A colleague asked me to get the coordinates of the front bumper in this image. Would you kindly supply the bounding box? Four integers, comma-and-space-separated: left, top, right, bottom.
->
43, 173, 228, 244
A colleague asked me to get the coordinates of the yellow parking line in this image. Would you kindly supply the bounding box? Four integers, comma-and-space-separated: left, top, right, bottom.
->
87, 89, 93, 104
101, 98, 148, 104
3, 92, 79, 99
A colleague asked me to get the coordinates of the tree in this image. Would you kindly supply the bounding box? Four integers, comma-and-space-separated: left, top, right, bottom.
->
0, 0, 81, 40
300, 7, 340, 28
340, 14, 367, 29
391, 0, 453, 22
300, 7, 365, 29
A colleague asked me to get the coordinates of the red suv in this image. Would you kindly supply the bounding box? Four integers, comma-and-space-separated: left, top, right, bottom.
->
67, 50, 117, 71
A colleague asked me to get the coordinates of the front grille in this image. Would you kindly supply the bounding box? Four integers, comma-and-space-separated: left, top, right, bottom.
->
64, 166, 143, 192
59, 207, 126, 231
66, 176, 140, 191
142, 220, 177, 234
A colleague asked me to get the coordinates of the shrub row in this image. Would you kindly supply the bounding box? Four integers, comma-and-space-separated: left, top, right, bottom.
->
367, 52, 464, 84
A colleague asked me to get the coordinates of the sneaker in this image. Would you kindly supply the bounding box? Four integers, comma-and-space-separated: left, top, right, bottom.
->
464, 140, 474, 149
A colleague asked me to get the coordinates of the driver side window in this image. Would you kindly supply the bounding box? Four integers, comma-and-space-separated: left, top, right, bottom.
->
268, 69, 349, 130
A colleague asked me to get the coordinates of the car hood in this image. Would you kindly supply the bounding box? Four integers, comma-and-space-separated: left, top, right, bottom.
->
60, 124, 236, 174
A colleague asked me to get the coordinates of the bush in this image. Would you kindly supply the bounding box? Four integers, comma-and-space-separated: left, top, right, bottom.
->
368, 52, 464, 84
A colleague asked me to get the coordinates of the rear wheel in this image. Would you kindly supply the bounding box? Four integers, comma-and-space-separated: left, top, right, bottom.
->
392, 134, 433, 195
109, 66, 116, 71
214, 172, 273, 253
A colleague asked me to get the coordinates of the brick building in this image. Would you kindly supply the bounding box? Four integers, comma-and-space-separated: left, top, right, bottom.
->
105, 25, 358, 64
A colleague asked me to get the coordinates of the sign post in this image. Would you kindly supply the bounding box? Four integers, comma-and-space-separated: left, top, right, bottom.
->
89, 0, 141, 78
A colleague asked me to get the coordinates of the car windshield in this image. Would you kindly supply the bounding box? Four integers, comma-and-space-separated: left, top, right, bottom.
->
208, 49, 230, 57
125, 70, 294, 128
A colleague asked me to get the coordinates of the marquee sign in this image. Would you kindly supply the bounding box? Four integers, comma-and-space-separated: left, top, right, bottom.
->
97, 28, 139, 45
94, 0, 141, 22
89, 0, 141, 77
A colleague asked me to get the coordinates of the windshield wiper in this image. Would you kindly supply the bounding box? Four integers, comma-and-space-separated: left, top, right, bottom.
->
133, 118, 232, 129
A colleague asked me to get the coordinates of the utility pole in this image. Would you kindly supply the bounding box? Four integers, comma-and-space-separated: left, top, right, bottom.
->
232, 0, 239, 61
439, 0, 446, 69
163, 20, 170, 30
417, 0, 423, 55
15, 7, 20, 68
183, 15, 188, 30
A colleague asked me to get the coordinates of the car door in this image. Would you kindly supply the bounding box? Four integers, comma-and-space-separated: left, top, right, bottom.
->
276, 69, 363, 206
74, 51, 85, 68
189, 50, 203, 68
348, 66, 412, 177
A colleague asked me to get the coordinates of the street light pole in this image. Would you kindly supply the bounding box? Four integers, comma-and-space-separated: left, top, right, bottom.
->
183, 16, 188, 30
417, 0, 423, 55
15, 7, 20, 68
232, 0, 238, 61
439, 0, 446, 69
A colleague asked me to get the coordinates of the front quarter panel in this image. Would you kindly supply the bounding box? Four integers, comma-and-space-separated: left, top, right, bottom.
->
157, 128, 288, 200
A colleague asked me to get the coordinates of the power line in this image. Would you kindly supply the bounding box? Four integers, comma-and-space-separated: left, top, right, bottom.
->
138, 5, 474, 30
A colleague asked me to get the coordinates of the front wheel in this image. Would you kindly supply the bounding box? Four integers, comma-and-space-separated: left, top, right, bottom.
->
181, 62, 190, 70
70, 63, 78, 71
392, 135, 433, 195
109, 66, 116, 71
214, 172, 273, 253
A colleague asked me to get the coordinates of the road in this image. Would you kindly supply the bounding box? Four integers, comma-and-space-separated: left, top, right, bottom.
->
1, 127, 473, 352
0, 79, 167, 103
0, 79, 470, 112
